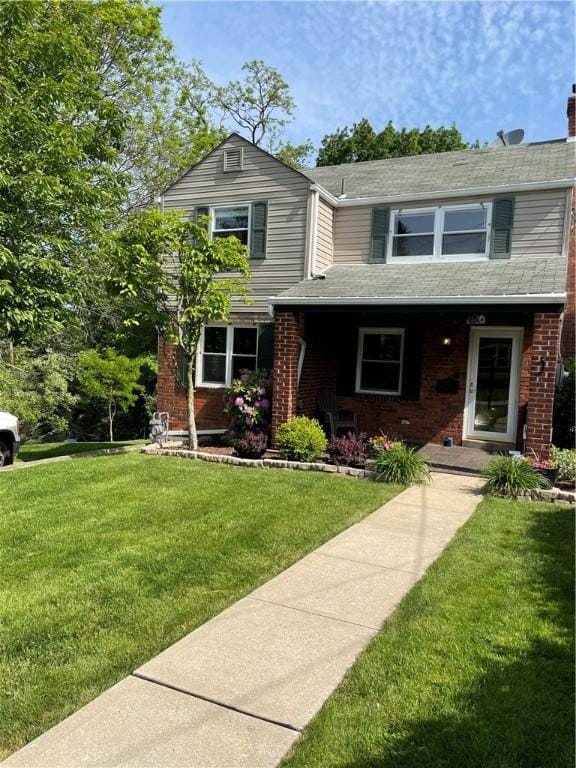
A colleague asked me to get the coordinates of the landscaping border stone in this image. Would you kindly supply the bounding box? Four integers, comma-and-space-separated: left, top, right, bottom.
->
143, 445, 373, 479
143, 445, 576, 501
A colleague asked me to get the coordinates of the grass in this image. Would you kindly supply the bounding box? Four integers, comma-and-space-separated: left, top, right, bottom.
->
283, 496, 574, 768
16, 440, 146, 462
0, 453, 400, 759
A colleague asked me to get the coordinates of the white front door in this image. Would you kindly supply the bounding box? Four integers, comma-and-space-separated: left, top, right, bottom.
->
464, 327, 523, 443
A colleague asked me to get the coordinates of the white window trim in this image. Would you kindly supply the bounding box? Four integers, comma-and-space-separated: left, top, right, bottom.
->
355, 327, 404, 396
387, 202, 493, 263
209, 203, 251, 248
196, 324, 259, 389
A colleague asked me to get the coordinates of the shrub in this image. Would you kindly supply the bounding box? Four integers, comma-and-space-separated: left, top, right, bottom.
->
225, 370, 272, 440
482, 455, 550, 499
372, 443, 430, 485
275, 416, 327, 462
327, 432, 368, 467
233, 430, 268, 459
550, 446, 576, 485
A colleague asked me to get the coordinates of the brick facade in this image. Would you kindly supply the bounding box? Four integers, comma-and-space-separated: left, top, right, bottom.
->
157, 337, 228, 432
272, 310, 554, 452
158, 309, 560, 456
525, 312, 563, 458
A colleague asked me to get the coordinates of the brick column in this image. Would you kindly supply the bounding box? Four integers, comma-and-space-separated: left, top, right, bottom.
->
271, 311, 300, 439
525, 313, 562, 458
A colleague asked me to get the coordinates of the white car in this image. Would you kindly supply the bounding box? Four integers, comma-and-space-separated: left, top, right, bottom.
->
0, 411, 20, 467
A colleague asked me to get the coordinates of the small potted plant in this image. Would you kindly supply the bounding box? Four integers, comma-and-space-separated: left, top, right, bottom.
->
524, 451, 559, 485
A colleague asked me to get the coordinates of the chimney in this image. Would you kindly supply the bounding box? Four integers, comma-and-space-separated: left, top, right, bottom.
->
568, 83, 576, 139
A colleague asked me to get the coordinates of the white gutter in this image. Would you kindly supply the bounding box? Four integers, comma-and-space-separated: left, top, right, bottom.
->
310, 182, 340, 207
310, 189, 319, 276
303, 189, 315, 279
317, 178, 574, 208
270, 293, 567, 307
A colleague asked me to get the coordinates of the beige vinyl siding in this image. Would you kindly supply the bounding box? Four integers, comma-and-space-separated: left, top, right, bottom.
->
332, 189, 567, 263
163, 136, 310, 313
315, 198, 334, 272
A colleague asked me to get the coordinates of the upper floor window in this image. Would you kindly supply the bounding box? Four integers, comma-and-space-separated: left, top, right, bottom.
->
211, 205, 250, 246
389, 203, 491, 263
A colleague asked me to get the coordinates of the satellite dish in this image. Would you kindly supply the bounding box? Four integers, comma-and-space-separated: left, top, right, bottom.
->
489, 128, 525, 147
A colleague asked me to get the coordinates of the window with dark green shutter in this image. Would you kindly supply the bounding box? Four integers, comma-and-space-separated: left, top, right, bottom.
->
370, 208, 390, 263
257, 324, 274, 371
490, 197, 515, 259
250, 201, 268, 259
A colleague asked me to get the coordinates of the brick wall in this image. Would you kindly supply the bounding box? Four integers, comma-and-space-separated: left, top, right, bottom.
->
157, 337, 228, 431
525, 312, 563, 458
294, 312, 537, 449
560, 189, 575, 358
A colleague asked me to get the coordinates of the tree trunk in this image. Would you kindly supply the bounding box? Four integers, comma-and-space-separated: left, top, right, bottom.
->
186, 354, 198, 450
108, 398, 114, 442
8, 341, 14, 367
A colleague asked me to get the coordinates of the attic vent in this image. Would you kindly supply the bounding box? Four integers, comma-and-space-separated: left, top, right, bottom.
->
223, 147, 243, 172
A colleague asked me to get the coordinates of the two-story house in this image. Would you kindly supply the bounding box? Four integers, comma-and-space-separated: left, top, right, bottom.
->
157, 90, 575, 458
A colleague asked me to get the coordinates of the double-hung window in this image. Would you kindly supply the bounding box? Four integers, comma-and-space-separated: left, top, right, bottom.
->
356, 328, 404, 395
199, 325, 258, 387
211, 205, 250, 246
388, 203, 491, 262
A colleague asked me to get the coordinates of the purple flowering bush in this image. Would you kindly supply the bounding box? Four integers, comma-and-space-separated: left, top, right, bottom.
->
233, 430, 268, 459
225, 369, 272, 440
327, 432, 369, 467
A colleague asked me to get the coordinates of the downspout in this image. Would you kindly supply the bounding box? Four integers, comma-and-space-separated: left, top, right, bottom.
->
310, 189, 319, 277
303, 187, 320, 279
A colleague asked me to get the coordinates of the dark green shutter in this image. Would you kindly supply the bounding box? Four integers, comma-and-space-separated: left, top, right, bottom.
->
336, 324, 358, 396
194, 206, 209, 227
401, 327, 423, 401
250, 201, 268, 259
370, 208, 390, 263
257, 323, 274, 372
490, 197, 514, 259
177, 349, 190, 389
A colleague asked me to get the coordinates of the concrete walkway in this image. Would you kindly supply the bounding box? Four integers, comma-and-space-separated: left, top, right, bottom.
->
2, 472, 484, 768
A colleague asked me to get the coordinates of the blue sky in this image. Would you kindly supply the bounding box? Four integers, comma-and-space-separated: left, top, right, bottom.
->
160, 1, 575, 154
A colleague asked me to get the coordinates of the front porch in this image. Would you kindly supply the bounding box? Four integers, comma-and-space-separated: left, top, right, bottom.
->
271, 308, 562, 458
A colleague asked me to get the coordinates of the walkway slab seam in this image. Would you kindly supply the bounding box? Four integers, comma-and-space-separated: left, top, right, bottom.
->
245, 594, 383, 631
131, 672, 302, 733
310, 549, 422, 575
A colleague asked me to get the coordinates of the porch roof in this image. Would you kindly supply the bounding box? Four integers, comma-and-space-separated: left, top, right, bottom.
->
270, 257, 567, 307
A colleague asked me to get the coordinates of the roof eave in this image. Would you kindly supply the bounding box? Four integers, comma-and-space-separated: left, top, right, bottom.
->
325, 178, 576, 207
270, 293, 567, 307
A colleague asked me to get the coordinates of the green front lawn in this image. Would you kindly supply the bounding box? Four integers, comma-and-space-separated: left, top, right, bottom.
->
283, 497, 574, 768
0, 454, 400, 759
17, 440, 146, 462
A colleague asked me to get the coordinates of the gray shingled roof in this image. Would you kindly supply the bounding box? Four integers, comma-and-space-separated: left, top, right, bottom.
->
304, 141, 575, 199
271, 258, 567, 304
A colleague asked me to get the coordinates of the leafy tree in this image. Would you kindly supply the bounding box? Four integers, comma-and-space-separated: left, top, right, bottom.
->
0, 0, 225, 347
106, 208, 250, 449
76, 349, 149, 442
208, 59, 313, 167
0, 347, 78, 440
316, 118, 470, 166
